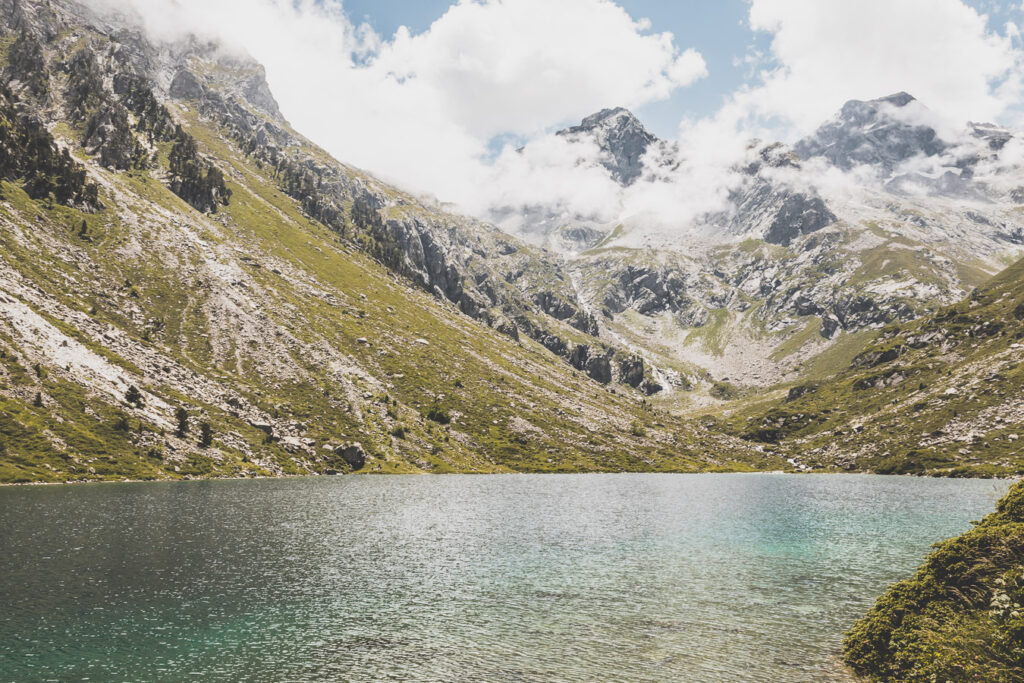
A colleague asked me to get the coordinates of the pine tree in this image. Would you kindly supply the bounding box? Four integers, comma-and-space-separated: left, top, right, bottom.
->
198, 421, 213, 448
174, 407, 189, 438
124, 384, 143, 407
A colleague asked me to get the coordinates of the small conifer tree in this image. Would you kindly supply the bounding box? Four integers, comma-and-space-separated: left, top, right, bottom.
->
174, 407, 189, 438
125, 384, 143, 407
198, 421, 213, 448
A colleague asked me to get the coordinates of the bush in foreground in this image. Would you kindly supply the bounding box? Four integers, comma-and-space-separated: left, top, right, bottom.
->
843, 481, 1024, 681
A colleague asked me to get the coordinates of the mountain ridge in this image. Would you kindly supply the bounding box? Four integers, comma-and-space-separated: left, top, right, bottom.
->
2, 0, 1024, 485
0, 0, 784, 483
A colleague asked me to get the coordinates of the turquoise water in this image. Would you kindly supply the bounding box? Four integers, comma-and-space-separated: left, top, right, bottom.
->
0, 473, 1010, 682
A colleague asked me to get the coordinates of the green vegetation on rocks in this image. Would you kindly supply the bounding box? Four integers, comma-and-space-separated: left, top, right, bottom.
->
0, 82, 99, 207
844, 481, 1024, 681
731, 257, 1024, 477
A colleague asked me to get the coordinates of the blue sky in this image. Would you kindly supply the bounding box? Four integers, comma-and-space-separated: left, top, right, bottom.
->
341, 0, 1021, 138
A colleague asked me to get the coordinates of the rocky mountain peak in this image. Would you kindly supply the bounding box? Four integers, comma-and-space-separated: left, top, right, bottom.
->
557, 106, 657, 185
795, 91, 944, 172
575, 106, 643, 130
878, 91, 915, 106
830, 92, 917, 131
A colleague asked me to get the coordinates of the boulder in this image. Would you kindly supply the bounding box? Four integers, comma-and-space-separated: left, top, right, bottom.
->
280, 436, 304, 453
336, 442, 366, 471
618, 355, 645, 388
585, 354, 613, 384
641, 379, 663, 395
494, 316, 519, 341
249, 420, 274, 436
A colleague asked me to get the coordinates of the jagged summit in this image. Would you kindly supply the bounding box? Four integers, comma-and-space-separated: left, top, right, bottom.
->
794, 91, 945, 172
865, 90, 915, 107
836, 92, 917, 125
557, 106, 657, 185
573, 106, 645, 130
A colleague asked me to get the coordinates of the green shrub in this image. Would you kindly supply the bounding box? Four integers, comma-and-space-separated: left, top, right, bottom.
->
843, 482, 1024, 681
425, 406, 450, 425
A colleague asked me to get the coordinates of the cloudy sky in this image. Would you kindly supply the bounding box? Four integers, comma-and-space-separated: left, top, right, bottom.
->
109, 0, 1024, 231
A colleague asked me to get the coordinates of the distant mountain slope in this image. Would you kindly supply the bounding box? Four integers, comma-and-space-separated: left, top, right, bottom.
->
515, 96, 1024, 402
793, 92, 945, 172
0, 0, 781, 482
733, 255, 1024, 477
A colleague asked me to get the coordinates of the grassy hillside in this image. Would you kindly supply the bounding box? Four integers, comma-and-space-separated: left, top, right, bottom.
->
0, 7, 781, 483
844, 481, 1024, 681
730, 257, 1024, 477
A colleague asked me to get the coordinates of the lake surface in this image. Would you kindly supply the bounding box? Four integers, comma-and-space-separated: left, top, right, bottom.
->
0, 474, 1010, 682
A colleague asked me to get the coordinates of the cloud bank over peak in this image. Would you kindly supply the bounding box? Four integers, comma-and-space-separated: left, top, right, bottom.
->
371, 0, 707, 139
85, 0, 1024, 241
707, 0, 1024, 144
94, 0, 707, 207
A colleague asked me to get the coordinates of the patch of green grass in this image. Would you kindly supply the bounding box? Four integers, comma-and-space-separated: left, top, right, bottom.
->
684, 308, 731, 356
770, 317, 822, 361
799, 328, 877, 381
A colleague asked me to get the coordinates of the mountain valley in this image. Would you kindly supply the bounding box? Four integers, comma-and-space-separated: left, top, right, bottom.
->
1, 0, 1024, 485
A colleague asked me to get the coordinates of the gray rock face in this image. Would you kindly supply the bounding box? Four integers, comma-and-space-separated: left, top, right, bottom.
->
569, 344, 614, 384
762, 192, 836, 246
554, 225, 607, 252
618, 355, 645, 388
711, 141, 837, 245
610, 266, 689, 315
169, 69, 204, 100
729, 179, 836, 246
494, 316, 519, 341
557, 107, 656, 185
794, 92, 945, 173
241, 67, 283, 120
594, 261, 739, 332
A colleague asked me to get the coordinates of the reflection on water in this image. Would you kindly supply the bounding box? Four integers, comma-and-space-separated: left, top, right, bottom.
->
0, 473, 1009, 681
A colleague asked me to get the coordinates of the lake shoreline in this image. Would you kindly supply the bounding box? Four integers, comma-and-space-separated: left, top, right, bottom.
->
2, 468, 1020, 487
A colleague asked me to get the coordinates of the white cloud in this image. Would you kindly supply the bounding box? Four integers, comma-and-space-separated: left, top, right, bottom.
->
370, 0, 707, 139
84, 0, 1024, 243
726, 0, 1024, 139
97, 0, 706, 213
473, 135, 622, 225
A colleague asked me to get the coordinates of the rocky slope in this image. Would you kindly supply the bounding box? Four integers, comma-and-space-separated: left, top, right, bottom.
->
507, 95, 1024, 403
731, 255, 1024, 477
0, 0, 785, 483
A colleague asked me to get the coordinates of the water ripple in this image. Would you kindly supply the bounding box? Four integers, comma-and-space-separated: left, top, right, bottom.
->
0, 473, 1009, 682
